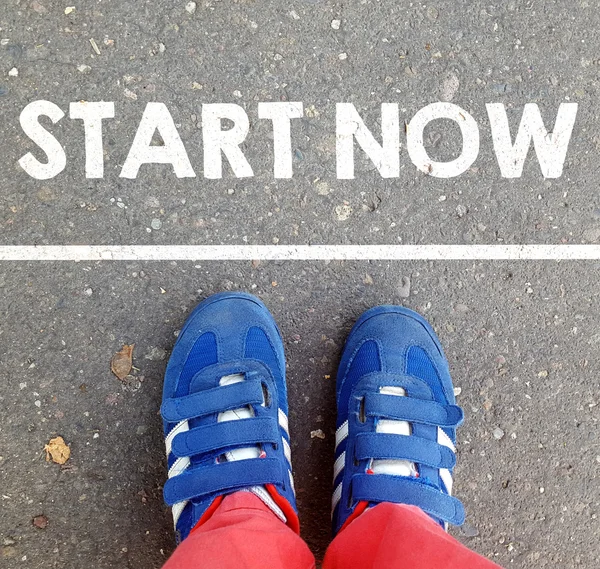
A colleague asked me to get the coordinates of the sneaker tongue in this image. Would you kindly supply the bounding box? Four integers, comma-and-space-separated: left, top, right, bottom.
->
371, 386, 418, 478
216, 374, 287, 524
218, 374, 260, 461
369, 385, 449, 530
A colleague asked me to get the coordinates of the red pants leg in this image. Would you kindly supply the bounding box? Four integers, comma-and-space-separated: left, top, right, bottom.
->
323, 503, 502, 569
163, 494, 502, 569
161, 492, 315, 569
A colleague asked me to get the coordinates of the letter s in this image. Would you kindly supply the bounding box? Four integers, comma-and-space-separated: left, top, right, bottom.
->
18, 100, 66, 180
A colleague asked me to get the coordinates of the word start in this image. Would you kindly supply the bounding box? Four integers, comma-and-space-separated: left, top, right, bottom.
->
18, 101, 578, 180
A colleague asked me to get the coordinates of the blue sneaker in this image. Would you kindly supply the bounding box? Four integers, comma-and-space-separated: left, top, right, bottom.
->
332, 306, 465, 534
161, 292, 298, 543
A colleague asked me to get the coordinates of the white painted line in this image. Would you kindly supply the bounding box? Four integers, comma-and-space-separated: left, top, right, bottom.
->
0, 245, 600, 261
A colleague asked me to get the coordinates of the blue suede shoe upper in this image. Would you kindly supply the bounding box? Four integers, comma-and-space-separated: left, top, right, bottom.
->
161, 292, 296, 543
333, 306, 465, 535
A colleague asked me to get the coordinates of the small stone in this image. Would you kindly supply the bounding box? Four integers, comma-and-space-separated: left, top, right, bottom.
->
440, 72, 460, 102
335, 204, 352, 221
363, 274, 374, 286
456, 204, 468, 218
121, 375, 142, 393
483, 400, 492, 411
310, 429, 326, 439
35, 400, 41, 408
233, 89, 242, 98
84, 288, 93, 296
32, 515, 48, 529
93, 433, 99, 439
191, 81, 203, 90
124, 88, 137, 100
31, 1, 48, 14
77, 64, 91, 74
185, 1, 197, 14
454, 387, 462, 396
289, 10, 300, 20
331, 19, 341, 29
461, 523, 480, 538
426, 6, 439, 20
492, 83, 510, 94
583, 227, 600, 243
89, 38, 101, 55
493, 427, 505, 440
397, 276, 411, 298
438, 195, 447, 202
8, 67, 18, 77
2, 545, 17, 558
305, 105, 319, 118
338, 52, 348, 60
537, 370, 549, 378
539, 487, 545, 494
151, 218, 162, 230
158, 43, 166, 53
227, 188, 235, 195
145, 346, 167, 361
64, 6, 75, 14
316, 181, 330, 195
273, 53, 283, 61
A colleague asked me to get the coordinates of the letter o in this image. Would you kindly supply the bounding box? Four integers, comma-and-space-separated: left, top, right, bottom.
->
407, 102, 479, 178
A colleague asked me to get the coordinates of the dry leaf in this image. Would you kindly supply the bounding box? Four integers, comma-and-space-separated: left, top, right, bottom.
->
111, 344, 134, 380
44, 436, 70, 464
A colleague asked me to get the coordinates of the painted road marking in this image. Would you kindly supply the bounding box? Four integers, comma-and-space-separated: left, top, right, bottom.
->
18, 101, 577, 180
2, 245, 600, 261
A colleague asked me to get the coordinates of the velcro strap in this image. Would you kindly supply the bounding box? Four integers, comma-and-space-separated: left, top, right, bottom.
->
351, 473, 465, 526
163, 458, 283, 506
161, 380, 264, 422
354, 433, 456, 469
364, 393, 463, 428
171, 417, 280, 458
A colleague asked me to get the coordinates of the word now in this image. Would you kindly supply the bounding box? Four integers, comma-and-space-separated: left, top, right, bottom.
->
18, 101, 578, 180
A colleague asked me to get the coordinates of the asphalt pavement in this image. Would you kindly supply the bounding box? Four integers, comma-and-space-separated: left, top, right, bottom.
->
1, 1, 599, 568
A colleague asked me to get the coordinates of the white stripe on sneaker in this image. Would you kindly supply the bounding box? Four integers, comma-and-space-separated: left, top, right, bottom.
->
332, 481, 343, 514
437, 428, 455, 495
335, 421, 349, 449
165, 420, 190, 456
333, 451, 346, 482
283, 438, 292, 465
278, 409, 289, 435
168, 456, 191, 478
172, 500, 188, 528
